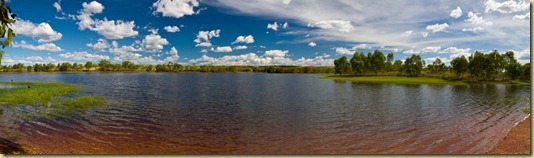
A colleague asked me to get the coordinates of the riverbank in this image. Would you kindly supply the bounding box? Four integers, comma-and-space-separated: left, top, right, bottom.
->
322, 76, 530, 85
489, 116, 531, 154
0, 138, 25, 154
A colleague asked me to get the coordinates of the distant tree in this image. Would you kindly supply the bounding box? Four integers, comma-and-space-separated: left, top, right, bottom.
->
506, 62, 522, 80
403, 55, 423, 77
386, 52, 394, 63
393, 60, 403, 72
429, 58, 446, 74
0, 0, 16, 66
468, 51, 489, 79
45, 63, 56, 71
451, 55, 469, 78
521, 63, 530, 81
85, 61, 94, 70
369, 50, 386, 74
334, 56, 350, 75
350, 52, 365, 75
59, 62, 72, 71
98, 60, 111, 71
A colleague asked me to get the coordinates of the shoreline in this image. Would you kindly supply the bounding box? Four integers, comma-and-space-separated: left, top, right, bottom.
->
488, 116, 531, 154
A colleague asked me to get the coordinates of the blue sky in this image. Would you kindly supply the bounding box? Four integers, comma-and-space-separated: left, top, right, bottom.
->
3, 0, 531, 66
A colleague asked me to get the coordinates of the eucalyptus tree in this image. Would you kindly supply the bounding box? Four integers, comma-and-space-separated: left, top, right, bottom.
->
0, 0, 16, 65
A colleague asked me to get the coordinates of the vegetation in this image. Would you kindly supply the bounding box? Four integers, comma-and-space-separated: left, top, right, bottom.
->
0, 82, 107, 116
0, 0, 16, 66
323, 76, 466, 85
333, 49, 530, 84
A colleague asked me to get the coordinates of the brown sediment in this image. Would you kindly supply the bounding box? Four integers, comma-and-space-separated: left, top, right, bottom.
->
0, 138, 25, 154
488, 116, 531, 154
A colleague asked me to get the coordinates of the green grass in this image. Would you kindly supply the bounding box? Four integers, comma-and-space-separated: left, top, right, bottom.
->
322, 76, 468, 85
0, 82, 108, 117
0, 82, 80, 106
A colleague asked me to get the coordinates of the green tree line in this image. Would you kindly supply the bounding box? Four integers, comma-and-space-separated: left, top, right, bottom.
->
334, 49, 530, 81
0, 60, 335, 73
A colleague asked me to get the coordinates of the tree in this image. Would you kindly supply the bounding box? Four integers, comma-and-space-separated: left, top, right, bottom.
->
506, 62, 522, 80
85, 61, 94, 70
403, 55, 423, 77
369, 50, 386, 74
350, 52, 365, 75
59, 62, 72, 71
468, 51, 489, 79
451, 55, 469, 78
393, 60, 403, 72
334, 56, 350, 75
521, 63, 530, 81
98, 60, 111, 71
429, 58, 446, 74
0, 0, 16, 66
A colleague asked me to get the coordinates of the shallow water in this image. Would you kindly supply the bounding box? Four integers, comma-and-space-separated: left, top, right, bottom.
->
0, 73, 530, 154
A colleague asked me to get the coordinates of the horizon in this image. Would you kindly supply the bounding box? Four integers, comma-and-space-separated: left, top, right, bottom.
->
2, 0, 531, 66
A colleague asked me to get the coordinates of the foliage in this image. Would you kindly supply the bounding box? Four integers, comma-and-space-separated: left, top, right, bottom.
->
402, 55, 423, 77
450, 55, 469, 78
323, 76, 466, 85
350, 51, 365, 75
334, 56, 350, 75
0, 0, 16, 66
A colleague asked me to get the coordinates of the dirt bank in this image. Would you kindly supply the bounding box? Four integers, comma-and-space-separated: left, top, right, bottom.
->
488, 116, 531, 154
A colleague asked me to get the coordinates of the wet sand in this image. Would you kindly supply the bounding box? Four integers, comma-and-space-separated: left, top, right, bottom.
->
489, 116, 531, 154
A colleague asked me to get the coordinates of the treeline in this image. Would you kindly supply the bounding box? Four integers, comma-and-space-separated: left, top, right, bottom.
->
0, 60, 334, 73
334, 49, 530, 81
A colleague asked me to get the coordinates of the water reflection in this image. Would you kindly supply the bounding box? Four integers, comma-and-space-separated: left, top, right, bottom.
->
0, 73, 530, 154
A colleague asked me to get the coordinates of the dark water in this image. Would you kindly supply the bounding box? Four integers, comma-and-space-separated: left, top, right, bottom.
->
0, 73, 530, 154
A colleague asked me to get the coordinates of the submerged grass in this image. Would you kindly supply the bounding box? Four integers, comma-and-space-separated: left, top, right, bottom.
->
322, 76, 468, 85
0, 82, 107, 117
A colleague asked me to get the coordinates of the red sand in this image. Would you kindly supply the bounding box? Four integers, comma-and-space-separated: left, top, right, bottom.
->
489, 116, 531, 154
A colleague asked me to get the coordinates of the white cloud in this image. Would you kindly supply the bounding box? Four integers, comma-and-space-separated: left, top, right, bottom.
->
308, 42, 317, 47
59, 51, 110, 61
83, 1, 104, 14
442, 47, 471, 54
333, 47, 352, 55
234, 45, 248, 50
466, 12, 493, 25
189, 53, 333, 66
402, 30, 413, 36
2, 56, 58, 65
267, 22, 279, 31
450, 6, 462, 18
142, 32, 169, 52
353, 44, 371, 50
513, 12, 530, 22
90, 18, 139, 39
152, 0, 200, 18
282, 22, 288, 29
462, 27, 485, 32
264, 50, 288, 57
164, 47, 180, 62
403, 49, 421, 54
86, 38, 109, 52
233, 35, 255, 44
214, 46, 233, 53
76, 1, 105, 30
484, 0, 529, 14
194, 29, 221, 47
282, 0, 291, 5
53, 1, 62, 12
309, 20, 354, 33
163, 25, 180, 32
449, 52, 472, 59
426, 23, 449, 33
12, 41, 63, 52
421, 32, 429, 38
421, 46, 441, 52
11, 19, 63, 43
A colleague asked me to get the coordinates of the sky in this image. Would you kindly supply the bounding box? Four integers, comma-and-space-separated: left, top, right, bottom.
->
2, 0, 531, 66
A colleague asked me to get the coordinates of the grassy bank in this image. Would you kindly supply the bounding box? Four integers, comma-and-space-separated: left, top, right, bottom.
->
0, 82, 107, 115
322, 76, 467, 85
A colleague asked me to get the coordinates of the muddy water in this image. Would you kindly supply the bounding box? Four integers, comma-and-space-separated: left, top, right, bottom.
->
0, 73, 530, 154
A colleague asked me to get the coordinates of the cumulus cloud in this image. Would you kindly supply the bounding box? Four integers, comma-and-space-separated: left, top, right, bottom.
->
2, 56, 58, 65
442, 47, 471, 54
421, 46, 441, 52
333, 47, 352, 55
403, 49, 421, 54
164, 47, 180, 62
267, 22, 279, 31
426, 23, 449, 33
11, 19, 63, 43
12, 40, 63, 52
214, 46, 233, 53
90, 18, 139, 39
462, 27, 484, 32
163, 25, 180, 32
466, 12, 493, 26
282, 22, 288, 29
189, 53, 333, 66
76, 1, 104, 30
282, 0, 291, 5
59, 51, 110, 61
264, 50, 288, 57
152, 0, 200, 18
233, 35, 255, 44
86, 38, 109, 52
450, 6, 462, 18
309, 20, 354, 33
142, 31, 169, 52
308, 42, 317, 47
484, 0, 529, 14
194, 29, 221, 47
234, 45, 248, 50
513, 12, 530, 22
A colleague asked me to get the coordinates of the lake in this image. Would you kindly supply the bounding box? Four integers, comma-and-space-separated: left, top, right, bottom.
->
0, 73, 530, 154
